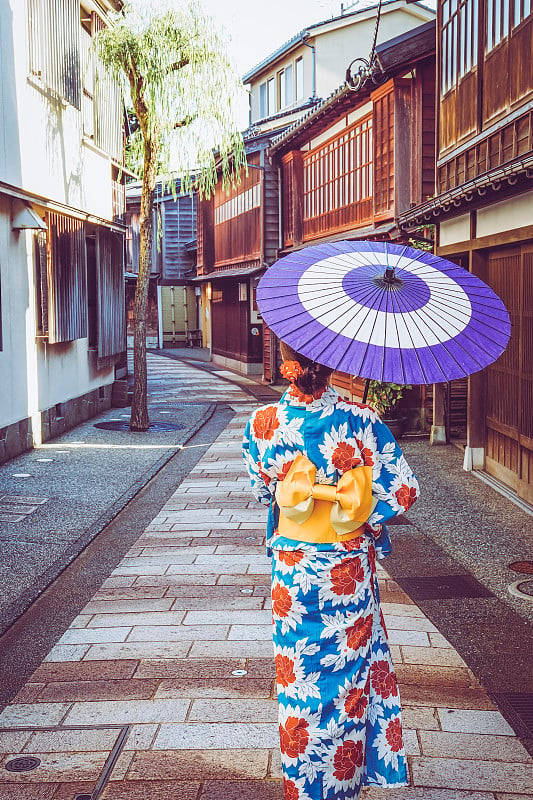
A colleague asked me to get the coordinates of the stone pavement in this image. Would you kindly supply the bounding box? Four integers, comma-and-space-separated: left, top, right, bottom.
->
0, 381, 532, 797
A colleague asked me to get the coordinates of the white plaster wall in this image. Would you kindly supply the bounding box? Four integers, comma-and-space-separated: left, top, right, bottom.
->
0, 200, 31, 428
35, 339, 114, 412
439, 213, 470, 246
0, 0, 113, 219
476, 191, 533, 238
247, 3, 434, 126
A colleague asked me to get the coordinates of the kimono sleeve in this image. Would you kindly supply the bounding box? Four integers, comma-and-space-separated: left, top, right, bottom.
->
242, 416, 275, 507
367, 417, 420, 528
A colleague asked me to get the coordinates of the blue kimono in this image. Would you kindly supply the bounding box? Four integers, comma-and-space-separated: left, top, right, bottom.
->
242, 385, 419, 799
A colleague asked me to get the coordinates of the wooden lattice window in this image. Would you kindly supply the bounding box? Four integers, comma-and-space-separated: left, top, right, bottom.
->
27, 0, 81, 108
441, 0, 479, 96
302, 115, 372, 239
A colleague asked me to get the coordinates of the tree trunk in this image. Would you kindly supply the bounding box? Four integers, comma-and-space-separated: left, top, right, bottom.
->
130, 136, 158, 431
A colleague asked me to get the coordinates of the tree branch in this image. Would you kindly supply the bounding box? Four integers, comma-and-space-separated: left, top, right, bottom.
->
174, 114, 197, 129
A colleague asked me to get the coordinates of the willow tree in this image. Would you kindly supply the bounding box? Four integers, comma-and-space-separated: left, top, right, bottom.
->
96, 0, 245, 430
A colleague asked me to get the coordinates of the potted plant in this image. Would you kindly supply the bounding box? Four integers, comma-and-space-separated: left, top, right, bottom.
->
365, 381, 411, 438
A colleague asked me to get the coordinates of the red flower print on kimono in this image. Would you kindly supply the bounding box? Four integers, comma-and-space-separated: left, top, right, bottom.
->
334, 675, 369, 724
252, 406, 280, 440
273, 640, 321, 701
318, 555, 367, 608
320, 610, 374, 671
272, 581, 305, 635
318, 422, 363, 475
322, 734, 364, 793
370, 655, 400, 707
278, 705, 321, 766
373, 714, 404, 770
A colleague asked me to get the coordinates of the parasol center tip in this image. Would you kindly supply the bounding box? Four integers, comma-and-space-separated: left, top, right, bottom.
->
383, 268, 396, 284
372, 267, 404, 290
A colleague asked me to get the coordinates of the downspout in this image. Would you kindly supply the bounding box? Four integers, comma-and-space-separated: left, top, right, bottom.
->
301, 34, 316, 99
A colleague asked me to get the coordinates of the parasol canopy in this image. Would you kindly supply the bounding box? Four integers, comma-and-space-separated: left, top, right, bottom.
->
257, 240, 511, 385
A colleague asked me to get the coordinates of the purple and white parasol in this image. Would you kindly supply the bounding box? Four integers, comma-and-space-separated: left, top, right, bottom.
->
257, 241, 511, 385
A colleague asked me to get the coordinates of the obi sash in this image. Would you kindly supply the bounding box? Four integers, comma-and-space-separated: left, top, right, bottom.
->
275, 453, 376, 544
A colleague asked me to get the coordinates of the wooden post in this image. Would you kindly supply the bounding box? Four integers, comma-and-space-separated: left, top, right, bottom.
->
430, 383, 447, 445
292, 151, 304, 246
463, 250, 487, 470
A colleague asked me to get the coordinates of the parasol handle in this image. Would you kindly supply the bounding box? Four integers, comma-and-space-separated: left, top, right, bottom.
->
362, 378, 370, 404
383, 267, 396, 284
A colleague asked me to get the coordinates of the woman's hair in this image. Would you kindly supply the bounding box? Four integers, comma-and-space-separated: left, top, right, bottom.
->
280, 341, 333, 395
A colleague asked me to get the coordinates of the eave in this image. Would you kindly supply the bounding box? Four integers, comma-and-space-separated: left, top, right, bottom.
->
399, 152, 533, 229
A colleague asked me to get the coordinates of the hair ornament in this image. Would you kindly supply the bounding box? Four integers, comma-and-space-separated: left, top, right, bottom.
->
280, 360, 303, 382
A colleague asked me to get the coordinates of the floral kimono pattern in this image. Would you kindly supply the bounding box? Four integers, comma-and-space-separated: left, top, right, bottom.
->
242, 386, 419, 799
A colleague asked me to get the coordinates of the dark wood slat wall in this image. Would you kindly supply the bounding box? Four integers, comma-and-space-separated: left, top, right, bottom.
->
47, 212, 87, 344
97, 229, 125, 358
162, 193, 196, 282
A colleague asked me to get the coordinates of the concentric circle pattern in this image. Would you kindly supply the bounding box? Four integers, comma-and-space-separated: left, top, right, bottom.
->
257, 241, 511, 385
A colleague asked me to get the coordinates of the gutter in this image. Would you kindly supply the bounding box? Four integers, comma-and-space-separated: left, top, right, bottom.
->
301, 35, 317, 99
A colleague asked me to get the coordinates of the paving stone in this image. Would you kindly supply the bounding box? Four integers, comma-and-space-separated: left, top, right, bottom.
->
0, 730, 33, 753
30, 679, 159, 703
189, 641, 274, 658
228, 625, 272, 641
199, 780, 283, 800
383, 615, 439, 632
410, 756, 533, 792
101, 780, 201, 800
84, 600, 174, 614
24, 728, 119, 752
88, 611, 185, 627
400, 685, 496, 710
92, 587, 168, 600
70, 614, 92, 628
44, 644, 90, 662
170, 597, 264, 610
127, 624, 229, 641
218, 575, 271, 586
395, 664, 473, 688
154, 677, 273, 700
57, 627, 131, 645
387, 629, 430, 647
401, 705, 440, 730
83, 641, 191, 660
0, 703, 70, 728
437, 708, 515, 735
400, 645, 468, 667
189, 699, 277, 723
381, 602, 426, 618
63, 698, 190, 726
0, 786, 60, 799
101, 577, 136, 588
244, 659, 276, 679
362, 791, 495, 799
133, 574, 217, 586
127, 749, 270, 780
184, 610, 272, 626
123, 724, 159, 751
419, 730, 533, 761
0, 751, 107, 782
31, 660, 139, 683
154, 721, 278, 749
13, 683, 47, 703
134, 658, 246, 680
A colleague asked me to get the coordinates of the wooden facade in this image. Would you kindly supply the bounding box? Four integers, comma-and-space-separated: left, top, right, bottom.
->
401, 1, 533, 503
197, 133, 279, 373
270, 22, 436, 401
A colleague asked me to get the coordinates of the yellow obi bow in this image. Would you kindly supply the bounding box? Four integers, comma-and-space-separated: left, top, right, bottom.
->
275, 453, 375, 539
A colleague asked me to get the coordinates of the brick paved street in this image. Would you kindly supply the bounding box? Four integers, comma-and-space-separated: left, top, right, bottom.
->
0, 361, 532, 798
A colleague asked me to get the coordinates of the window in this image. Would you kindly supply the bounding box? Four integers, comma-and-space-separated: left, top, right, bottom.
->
441, 0, 478, 95
487, 0, 531, 49
278, 70, 286, 111
267, 77, 275, 115
295, 57, 304, 100
514, 0, 532, 26
259, 81, 267, 117
285, 63, 294, 106
27, 0, 81, 108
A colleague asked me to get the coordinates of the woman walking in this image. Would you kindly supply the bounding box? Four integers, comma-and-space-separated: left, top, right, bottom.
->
242, 342, 419, 800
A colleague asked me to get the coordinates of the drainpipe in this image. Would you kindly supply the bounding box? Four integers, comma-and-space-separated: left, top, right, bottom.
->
301, 34, 316, 99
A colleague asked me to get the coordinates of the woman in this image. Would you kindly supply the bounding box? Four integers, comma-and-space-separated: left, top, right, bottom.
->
242, 342, 419, 800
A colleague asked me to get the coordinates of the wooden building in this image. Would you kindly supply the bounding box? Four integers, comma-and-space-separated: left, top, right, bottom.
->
195, 132, 279, 374
400, 1, 533, 504
268, 20, 436, 407
0, 0, 126, 462
126, 181, 197, 349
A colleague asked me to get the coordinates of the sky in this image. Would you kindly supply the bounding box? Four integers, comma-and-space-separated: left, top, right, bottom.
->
197, 0, 436, 127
